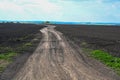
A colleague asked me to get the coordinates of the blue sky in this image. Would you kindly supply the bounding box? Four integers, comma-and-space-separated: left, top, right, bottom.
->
0, 0, 120, 22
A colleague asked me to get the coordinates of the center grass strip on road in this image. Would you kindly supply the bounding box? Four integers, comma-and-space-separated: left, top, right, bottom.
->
91, 50, 120, 75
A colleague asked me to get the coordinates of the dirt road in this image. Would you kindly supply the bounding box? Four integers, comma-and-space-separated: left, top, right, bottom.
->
13, 25, 120, 80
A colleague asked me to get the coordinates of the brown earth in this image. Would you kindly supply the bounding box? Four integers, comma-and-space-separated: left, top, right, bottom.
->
12, 25, 120, 80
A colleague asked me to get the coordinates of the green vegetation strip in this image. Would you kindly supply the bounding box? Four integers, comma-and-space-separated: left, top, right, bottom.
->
0, 52, 17, 61
0, 52, 17, 72
0, 42, 32, 73
91, 50, 120, 75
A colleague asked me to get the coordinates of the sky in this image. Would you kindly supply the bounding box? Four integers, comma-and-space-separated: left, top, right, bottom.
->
0, 0, 120, 22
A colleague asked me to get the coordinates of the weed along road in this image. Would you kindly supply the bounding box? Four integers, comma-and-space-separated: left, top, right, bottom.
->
13, 25, 120, 80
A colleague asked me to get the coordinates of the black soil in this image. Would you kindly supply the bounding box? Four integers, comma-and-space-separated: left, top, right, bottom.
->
0, 23, 45, 80
55, 24, 120, 57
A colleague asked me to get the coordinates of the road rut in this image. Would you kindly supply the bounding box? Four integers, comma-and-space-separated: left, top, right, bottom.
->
13, 25, 120, 80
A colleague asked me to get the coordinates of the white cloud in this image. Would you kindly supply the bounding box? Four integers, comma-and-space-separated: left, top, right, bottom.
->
52, 0, 120, 22
0, 0, 120, 22
0, 0, 62, 20
0, 1, 22, 11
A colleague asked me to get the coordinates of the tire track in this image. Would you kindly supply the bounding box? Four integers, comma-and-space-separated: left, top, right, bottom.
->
12, 25, 120, 80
